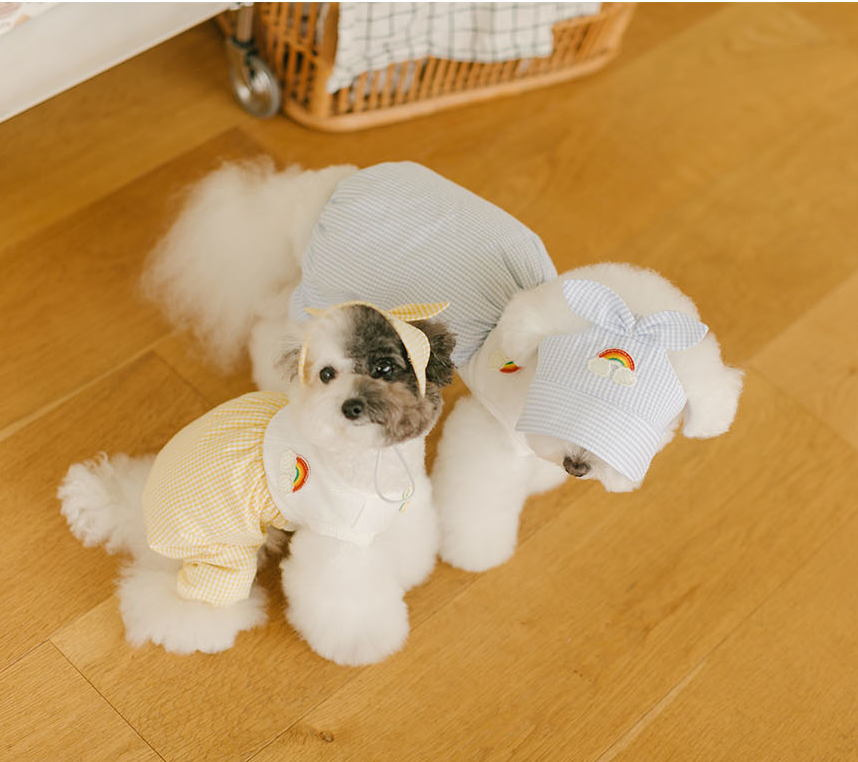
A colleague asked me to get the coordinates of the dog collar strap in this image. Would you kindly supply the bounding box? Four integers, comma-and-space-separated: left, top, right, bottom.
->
373, 445, 415, 507
299, 300, 449, 395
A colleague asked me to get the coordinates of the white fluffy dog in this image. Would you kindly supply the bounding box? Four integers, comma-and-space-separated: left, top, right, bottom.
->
59, 301, 455, 665
437, 265, 743, 571
140, 160, 743, 576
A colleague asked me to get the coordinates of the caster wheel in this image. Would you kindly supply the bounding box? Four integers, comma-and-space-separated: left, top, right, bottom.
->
229, 52, 282, 118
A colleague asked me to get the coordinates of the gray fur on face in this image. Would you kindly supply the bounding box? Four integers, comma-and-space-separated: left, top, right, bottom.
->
342, 305, 455, 445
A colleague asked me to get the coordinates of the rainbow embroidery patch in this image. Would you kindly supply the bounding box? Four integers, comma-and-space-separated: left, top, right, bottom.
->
291, 455, 310, 492
598, 348, 635, 371
587, 348, 638, 387
489, 348, 523, 374
279, 450, 310, 495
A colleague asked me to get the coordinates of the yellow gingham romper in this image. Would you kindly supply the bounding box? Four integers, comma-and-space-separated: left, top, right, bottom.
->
142, 392, 292, 607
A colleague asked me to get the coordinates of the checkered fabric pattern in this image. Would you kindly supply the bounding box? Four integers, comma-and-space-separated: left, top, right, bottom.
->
301, 300, 450, 396
142, 392, 291, 606
289, 161, 558, 368
328, 2, 601, 92
516, 280, 708, 482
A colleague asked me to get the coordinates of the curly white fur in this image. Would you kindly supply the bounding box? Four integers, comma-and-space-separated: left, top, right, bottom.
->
59, 453, 155, 557
118, 564, 269, 655
143, 160, 357, 371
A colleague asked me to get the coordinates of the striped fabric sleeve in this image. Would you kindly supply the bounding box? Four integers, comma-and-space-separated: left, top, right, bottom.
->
175, 545, 260, 607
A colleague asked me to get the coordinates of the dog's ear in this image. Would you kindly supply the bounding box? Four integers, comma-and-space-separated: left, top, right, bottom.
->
273, 321, 306, 382
671, 332, 744, 438
413, 319, 456, 389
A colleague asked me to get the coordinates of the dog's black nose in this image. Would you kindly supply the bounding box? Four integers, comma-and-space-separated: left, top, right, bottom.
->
342, 398, 365, 420
563, 456, 591, 478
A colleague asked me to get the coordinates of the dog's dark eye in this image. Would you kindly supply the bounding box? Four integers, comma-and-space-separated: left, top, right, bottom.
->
319, 366, 336, 384
371, 358, 395, 380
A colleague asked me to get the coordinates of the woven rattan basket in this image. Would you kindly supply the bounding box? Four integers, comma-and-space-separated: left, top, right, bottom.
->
221, 3, 634, 131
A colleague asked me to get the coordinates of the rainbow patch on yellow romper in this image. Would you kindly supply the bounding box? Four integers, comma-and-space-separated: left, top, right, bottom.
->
597, 348, 635, 371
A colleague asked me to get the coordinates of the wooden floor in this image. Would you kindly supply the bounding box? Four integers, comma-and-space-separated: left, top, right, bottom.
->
2, 4, 857, 760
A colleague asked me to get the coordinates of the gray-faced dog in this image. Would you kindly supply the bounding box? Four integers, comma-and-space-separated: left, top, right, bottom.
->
60, 301, 455, 665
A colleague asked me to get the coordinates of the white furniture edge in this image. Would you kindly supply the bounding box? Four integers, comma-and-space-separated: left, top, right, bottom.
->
0, 2, 231, 123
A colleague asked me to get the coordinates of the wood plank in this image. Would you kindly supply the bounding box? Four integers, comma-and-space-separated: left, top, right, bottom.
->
0, 643, 159, 762
154, 332, 256, 408
750, 269, 858, 451
602, 508, 858, 762
614, 83, 858, 363
618, 3, 727, 64
52, 590, 358, 762
0, 353, 208, 670
795, 2, 858, 51
0, 22, 243, 252
207, 371, 858, 762
0, 128, 268, 433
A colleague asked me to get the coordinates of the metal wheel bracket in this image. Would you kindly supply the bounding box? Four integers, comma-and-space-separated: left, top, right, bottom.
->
225, 5, 282, 118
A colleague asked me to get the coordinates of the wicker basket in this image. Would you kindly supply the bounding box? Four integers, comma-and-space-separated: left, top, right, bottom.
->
220, 3, 635, 132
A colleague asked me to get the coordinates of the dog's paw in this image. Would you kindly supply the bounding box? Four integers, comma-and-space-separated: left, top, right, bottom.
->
58, 453, 155, 555
439, 508, 520, 573
439, 535, 517, 573
58, 457, 123, 550
282, 530, 410, 665
286, 588, 409, 666
117, 564, 267, 654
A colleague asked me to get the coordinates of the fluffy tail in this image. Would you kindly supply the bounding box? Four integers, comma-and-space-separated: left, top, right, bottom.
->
59, 453, 156, 559
142, 160, 358, 370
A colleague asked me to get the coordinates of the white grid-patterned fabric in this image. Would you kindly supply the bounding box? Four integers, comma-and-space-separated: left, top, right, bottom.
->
142, 392, 291, 606
289, 161, 558, 368
328, 2, 601, 92
516, 280, 708, 482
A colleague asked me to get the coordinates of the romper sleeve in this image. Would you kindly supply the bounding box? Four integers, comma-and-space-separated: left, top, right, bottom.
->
175, 545, 260, 606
